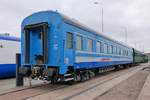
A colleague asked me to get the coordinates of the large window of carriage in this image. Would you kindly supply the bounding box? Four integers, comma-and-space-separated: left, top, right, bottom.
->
87, 38, 93, 52
66, 32, 73, 49
76, 35, 83, 50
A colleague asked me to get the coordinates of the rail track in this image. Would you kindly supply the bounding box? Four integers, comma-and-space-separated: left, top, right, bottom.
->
27, 65, 147, 100
0, 64, 147, 100
0, 83, 68, 100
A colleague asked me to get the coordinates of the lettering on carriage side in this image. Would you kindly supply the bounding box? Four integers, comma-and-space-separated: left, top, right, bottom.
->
101, 58, 111, 61
75, 56, 132, 63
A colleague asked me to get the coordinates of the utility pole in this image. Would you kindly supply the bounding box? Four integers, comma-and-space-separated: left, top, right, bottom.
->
94, 1, 104, 33
122, 27, 127, 43
102, 7, 104, 33
125, 28, 127, 43
142, 45, 145, 53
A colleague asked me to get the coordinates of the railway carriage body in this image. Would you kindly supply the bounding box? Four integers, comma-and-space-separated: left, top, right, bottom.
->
0, 35, 20, 78
21, 11, 133, 82
133, 49, 149, 64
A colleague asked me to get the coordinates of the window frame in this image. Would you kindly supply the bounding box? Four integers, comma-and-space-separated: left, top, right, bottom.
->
76, 35, 83, 50
96, 41, 101, 53
66, 32, 73, 49
100, 42, 104, 53
86, 38, 93, 52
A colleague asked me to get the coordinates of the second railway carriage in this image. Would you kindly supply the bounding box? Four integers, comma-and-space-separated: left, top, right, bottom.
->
133, 49, 149, 64
0, 34, 20, 78
21, 11, 133, 82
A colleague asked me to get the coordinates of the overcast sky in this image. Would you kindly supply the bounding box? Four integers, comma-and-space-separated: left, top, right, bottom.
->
0, 0, 150, 52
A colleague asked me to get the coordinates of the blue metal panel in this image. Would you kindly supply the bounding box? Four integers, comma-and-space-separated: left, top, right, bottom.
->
21, 11, 64, 67
0, 64, 16, 78
0, 36, 20, 42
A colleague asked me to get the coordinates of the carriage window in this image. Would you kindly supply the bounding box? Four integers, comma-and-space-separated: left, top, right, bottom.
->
116, 47, 118, 55
87, 38, 93, 52
124, 50, 126, 56
126, 50, 128, 56
104, 43, 109, 54
76, 35, 83, 50
119, 48, 121, 55
110, 45, 113, 54
114, 46, 116, 54
121, 49, 123, 56
100, 42, 104, 53
96, 41, 100, 52
107, 44, 109, 54
123, 50, 125, 56
108, 45, 113, 54
66, 32, 73, 49
104, 43, 107, 53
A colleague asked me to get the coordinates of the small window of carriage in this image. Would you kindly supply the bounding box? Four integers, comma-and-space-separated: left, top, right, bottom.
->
128, 51, 131, 56
87, 38, 93, 52
76, 35, 83, 50
66, 32, 73, 49
119, 47, 121, 55
106, 44, 109, 54
110, 45, 113, 54
108, 45, 113, 54
96, 41, 101, 53
108, 45, 111, 54
104, 43, 108, 54
100, 42, 104, 53
126, 50, 128, 56
114, 46, 117, 54
116, 46, 119, 55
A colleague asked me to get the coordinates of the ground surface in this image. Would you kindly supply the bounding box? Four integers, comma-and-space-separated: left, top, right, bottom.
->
0, 63, 149, 100
96, 69, 149, 100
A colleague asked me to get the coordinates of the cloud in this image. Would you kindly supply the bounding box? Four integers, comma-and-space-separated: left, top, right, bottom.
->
0, 0, 150, 52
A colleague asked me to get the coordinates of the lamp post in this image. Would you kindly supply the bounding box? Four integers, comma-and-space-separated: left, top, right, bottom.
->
142, 45, 145, 53
122, 27, 127, 43
94, 1, 104, 33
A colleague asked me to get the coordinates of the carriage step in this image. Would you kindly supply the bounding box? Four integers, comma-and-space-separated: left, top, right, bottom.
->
64, 78, 74, 82
64, 74, 72, 77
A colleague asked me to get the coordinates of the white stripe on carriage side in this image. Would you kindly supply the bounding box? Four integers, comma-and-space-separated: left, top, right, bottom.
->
75, 56, 132, 63
0, 40, 20, 64
76, 50, 132, 58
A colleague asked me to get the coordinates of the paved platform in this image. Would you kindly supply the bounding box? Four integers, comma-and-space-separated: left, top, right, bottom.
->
27, 65, 145, 100
137, 68, 150, 100
0, 78, 48, 95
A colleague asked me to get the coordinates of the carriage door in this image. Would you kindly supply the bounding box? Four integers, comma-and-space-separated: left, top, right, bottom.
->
25, 23, 48, 64
65, 32, 75, 65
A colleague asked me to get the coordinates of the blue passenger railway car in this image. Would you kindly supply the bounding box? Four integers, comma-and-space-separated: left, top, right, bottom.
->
0, 34, 20, 78
21, 11, 134, 83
